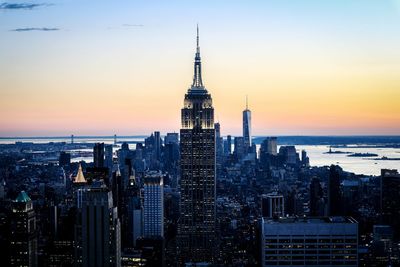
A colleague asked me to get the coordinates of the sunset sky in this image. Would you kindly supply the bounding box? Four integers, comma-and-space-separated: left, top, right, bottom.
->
1, 0, 400, 136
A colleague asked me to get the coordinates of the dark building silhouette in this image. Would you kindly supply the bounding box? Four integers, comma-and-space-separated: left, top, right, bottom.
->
224, 134, 232, 155
137, 237, 165, 267
74, 184, 121, 267
10, 191, 38, 267
328, 165, 342, 216
215, 122, 224, 179
278, 146, 298, 165
309, 177, 325, 216
301, 150, 310, 167
93, 142, 105, 168
59, 151, 71, 166
380, 169, 400, 237
104, 144, 113, 170
234, 136, 245, 161
178, 26, 216, 264
154, 131, 161, 161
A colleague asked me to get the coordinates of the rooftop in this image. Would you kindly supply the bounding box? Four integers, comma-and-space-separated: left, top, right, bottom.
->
15, 191, 31, 202
262, 216, 358, 225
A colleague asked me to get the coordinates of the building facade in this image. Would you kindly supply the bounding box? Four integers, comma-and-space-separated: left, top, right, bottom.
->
143, 172, 164, 238
74, 185, 121, 267
93, 142, 105, 168
261, 217, 358, 267
380, 169, 400, 238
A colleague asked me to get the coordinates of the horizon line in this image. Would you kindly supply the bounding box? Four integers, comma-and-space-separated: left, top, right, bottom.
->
1, 134, 400, 139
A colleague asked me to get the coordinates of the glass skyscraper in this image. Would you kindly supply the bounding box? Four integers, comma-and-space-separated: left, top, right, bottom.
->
242, 97, 252, 149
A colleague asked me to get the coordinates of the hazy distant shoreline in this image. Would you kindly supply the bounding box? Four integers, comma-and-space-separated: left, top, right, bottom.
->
1, 135, 400, 146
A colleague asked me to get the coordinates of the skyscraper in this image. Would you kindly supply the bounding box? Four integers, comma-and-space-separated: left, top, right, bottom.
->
105, 144, 113, 171
154, 131, 161, 161
224, 134, 232, 155
380, 169, 400, 238
74, 184, 121, 267
328, 165, 342, 216
309, 177, 325, 216
143, 172, 164, 238
10, 191, 37, 267
178, 26, 216, 264
93, 142, 105, 168
242, 96, 252, 150
215, 122, 224, 179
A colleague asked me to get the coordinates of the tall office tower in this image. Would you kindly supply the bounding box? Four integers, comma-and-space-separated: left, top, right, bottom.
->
224, 134, 232, 155
143, 172, 164, 237
301, 149, 309, 166
124, 173, 142, 248
215, 123, 223, 155
309, 177, 325, 216
10, 191, 38, 267
234, 136, 245, 160
74, 184, 121, 267
328, 165, 342, 216
93, 142, 105, 168
178, 26, 216, 264
266, 137, 278, 155
242, 96, 252, 150
261, 192, 285, 218
105, 144, 113, 171
259, 137, 278, 169
261, 217, 358, 267
380, 169, 400, 237
215, 122, 224, 178
279, 145, 298, 165
154, 131, 161, 161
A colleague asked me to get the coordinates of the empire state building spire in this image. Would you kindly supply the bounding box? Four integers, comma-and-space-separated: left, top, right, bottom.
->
192, 24, 204, 88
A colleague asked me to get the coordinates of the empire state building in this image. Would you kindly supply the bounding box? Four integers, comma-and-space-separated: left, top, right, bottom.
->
178, 26, 216, 264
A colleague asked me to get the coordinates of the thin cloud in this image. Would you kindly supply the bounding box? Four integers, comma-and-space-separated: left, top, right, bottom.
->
10, 27, 59, 32
0, 2, 51, 10
122, 24, 144, 27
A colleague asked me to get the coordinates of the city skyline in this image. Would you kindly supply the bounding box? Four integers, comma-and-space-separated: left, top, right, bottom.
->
1, 0, 400, 136
1, 2, 400, 266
